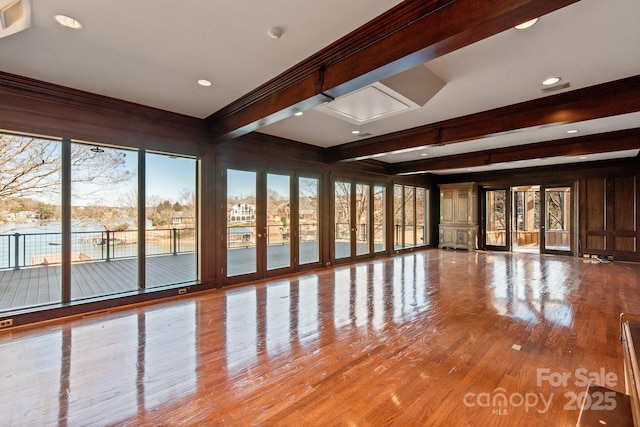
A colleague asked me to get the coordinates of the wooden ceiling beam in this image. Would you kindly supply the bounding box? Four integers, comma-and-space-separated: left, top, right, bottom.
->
331, 75, 640, 162
206, 0, 578, 142
388, 128, 640, 174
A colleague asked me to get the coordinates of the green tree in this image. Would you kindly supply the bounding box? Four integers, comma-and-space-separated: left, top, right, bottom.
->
37, 202, 56, 220
150, 200, 175, 226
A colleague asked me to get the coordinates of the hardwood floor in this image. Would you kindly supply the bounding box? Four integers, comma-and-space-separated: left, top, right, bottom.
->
0, 249, 638, 426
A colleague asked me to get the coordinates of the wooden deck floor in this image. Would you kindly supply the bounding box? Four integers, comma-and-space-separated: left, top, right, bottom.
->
0, 253, 196, 311
1, 249, 639, 425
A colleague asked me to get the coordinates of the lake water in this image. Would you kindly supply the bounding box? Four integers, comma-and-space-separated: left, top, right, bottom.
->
0, 221, 193, 269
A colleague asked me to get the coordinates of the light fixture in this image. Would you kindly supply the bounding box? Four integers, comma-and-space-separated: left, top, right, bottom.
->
421, 153, 428, 157
54, 14, 82, 29
579, 156, 588, 160
567, 129, 579, 134
197, 79, 212, 87
542, 76, 561, 86
351, 130, 361, 135
268, 27, 282, 39
294, 112, 303, 117
515, 18, 539, 30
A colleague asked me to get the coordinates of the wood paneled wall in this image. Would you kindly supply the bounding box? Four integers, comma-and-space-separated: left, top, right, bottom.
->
438, 157, 640, 261
581, 175, 639, 260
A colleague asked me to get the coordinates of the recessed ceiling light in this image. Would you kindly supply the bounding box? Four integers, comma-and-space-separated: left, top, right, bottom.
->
567, 129, 579, 134
197, 79, 212, 87
467, 168, 473, 171
421, 153, 428, 157
579, 156, 588, 159
515, 18, 539, 30
352, 130, 361, 135
294, 112, 304, 117
542, 77, 561, 86
54, 14, 83, 29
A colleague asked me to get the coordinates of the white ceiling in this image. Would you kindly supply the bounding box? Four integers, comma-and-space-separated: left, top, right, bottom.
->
0, 0, 638, 175
0, 0, 402, 118
259, 0, 640, 171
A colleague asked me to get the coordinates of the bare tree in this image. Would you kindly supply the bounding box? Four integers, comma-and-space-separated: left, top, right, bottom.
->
118, 189, 138, 218
299, 178, 318, 222
179, 189, 195, 211
0, 134, 132, 201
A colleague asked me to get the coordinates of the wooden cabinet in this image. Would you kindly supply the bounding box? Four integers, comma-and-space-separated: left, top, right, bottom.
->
439, 183, 478, 250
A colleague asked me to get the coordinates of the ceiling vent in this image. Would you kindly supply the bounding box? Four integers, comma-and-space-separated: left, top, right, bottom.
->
0, 0, 30, 38
322, 84, 412, 124
315, 64, 445, 125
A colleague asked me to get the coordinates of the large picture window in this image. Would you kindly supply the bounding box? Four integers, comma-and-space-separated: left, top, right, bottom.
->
0, 132, 200, 313
0, 133, 62, 311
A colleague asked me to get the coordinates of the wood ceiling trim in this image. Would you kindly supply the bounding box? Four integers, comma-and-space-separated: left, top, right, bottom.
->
206, 0, 578, 142
389, 128, 640, 174
331, 74, 640, 162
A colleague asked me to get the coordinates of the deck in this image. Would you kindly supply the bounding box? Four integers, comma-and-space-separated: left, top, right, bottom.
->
1, 242, 389, 313
0, 254, 196, 312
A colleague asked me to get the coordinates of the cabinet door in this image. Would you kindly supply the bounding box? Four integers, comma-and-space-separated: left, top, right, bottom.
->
456, 189, 471, 224
456, 229, 470, 247
440, 227, 455, 246
441, 190, 455, 223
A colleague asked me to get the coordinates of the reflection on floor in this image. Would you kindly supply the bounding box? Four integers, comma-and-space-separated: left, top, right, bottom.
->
513, 245, 539, 254
1, 249, 638, 425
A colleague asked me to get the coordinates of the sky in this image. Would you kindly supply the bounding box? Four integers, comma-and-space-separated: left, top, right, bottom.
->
71, 148, 196, 206
145, 153, 196, 203
227, 169, 291, 200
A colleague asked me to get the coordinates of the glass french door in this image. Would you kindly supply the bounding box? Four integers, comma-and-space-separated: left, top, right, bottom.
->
225, 168, 318, 283
334, 180, 385, 263
334, 181, 352, 260
511, 186, 540, 253
266, 173, 291, 271
541, 186, 572, 254
299, 176, 320, 265
484, 189, 509, 250
355, 184, 370, 256
482, 185, 572, 255
226, 169, 258, 278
